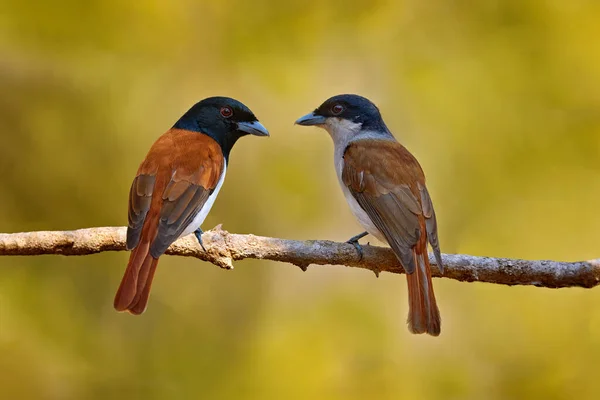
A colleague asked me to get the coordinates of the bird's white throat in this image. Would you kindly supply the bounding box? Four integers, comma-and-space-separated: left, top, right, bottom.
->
323, 118, 363, 147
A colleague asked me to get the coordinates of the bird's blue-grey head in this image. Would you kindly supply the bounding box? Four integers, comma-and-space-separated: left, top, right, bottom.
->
295, 94, 391, 137
174, 96, 268, 159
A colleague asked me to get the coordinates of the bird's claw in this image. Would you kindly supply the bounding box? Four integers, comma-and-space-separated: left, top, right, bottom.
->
194, 228, 207, 252
346, 231, 369, 261
347, 240, 364, 261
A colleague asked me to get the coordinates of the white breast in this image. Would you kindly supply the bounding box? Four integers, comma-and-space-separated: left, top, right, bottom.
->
324, 118, 390, 241
180, 161, 227, 238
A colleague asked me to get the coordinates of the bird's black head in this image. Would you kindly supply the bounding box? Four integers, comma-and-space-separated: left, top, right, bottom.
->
295, 94, 388, 133
174, 96, 269, 159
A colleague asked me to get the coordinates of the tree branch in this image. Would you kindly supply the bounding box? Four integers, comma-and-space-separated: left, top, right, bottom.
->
1, 226, 598, 288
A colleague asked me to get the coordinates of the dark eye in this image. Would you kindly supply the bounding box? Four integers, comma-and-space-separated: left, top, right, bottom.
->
220, 106, 233, 118
331, 104, 344, 115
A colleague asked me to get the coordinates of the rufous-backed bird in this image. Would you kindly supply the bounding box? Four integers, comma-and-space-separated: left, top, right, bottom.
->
114, 96, 269, 315
295, 94, 443, 335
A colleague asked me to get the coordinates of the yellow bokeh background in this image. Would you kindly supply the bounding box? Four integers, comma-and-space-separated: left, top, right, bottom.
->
1, 1, 600, 399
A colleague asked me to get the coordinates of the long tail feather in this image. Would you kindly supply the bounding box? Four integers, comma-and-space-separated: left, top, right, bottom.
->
406, 250, 441, 336
127, 257, 159, 315
113, 241, 159, 314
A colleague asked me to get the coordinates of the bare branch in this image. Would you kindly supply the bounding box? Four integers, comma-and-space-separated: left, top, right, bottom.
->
1, 226, 599, 288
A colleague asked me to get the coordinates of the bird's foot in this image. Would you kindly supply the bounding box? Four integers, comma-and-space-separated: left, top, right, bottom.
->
346, 231, 369, 261
194, 228, 207, 252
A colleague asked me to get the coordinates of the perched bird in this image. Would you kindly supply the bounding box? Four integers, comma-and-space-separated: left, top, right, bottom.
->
114, 96, 269, 315
295, 94, 443, 336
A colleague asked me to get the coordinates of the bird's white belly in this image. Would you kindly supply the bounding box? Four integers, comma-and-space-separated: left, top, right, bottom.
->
180, 162, 227, 238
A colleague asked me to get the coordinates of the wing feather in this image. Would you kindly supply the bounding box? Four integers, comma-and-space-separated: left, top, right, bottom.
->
342, 139, 442, 273
126, 129, 224, 258
126, 174, 156, 250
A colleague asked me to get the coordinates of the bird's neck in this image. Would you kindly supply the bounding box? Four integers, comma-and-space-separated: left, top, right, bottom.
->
326, 120, 394, 157
324, 118, 364, 147
325, 119, 394, 150
211, 132, 242, 161
173, 119, 241, 161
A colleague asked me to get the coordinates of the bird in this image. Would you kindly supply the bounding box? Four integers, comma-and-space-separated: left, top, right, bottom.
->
295, 94, 443, 336
114, 96, 269, 315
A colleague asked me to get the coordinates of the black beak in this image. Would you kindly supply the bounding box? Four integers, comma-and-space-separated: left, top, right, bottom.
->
295, 112, 327, 126
237, 121, 269, 136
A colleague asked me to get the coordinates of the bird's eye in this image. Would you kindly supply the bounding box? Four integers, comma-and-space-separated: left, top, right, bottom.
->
220, 106, 233, 118
331, 104, 344, 115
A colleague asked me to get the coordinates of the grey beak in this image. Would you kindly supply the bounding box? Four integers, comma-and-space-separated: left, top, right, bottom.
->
237, 121, 269, 136
295, 112, 326, 126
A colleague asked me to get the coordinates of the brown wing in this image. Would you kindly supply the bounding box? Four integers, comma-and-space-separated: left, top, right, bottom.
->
126, 128, 224, 257
126, 174, 156, 250
342, 139, 442, 273
418, 181, 443, 272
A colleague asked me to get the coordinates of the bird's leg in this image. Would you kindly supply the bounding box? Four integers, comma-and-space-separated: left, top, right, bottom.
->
194, 228, 207, 252
346, 231, 369, 261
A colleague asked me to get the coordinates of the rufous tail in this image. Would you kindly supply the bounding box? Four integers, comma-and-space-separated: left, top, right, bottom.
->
114, 241, 159, 315
406, 250, 441, 336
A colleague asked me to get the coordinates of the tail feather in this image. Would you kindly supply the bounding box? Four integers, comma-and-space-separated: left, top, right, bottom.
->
114, 241, 159, 314
127, 257, 159, 315
406, 250, 441, 336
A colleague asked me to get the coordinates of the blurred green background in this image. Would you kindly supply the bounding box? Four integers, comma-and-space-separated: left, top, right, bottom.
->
1, 1, 600, 399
